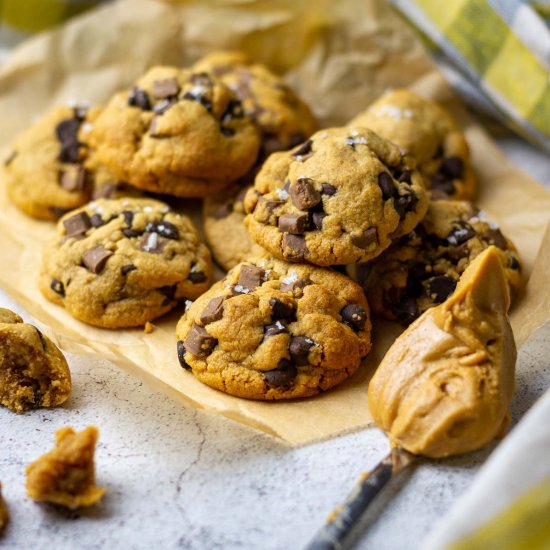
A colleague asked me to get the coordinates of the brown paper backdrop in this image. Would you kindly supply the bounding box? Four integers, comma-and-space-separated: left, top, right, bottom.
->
0, 0, 549, 445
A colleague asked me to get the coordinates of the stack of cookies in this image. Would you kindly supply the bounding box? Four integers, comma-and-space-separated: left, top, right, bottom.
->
3, 52, 523, 401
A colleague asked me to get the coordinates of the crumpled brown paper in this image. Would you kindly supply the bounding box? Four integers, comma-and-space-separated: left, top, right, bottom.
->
0, 0, 549, 445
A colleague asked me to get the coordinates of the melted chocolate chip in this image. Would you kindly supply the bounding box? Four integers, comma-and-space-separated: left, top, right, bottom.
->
188, 270, 207, 284
428, 275, 457, 303
340, 304, 367, 332
183, 89, 212, 111
509, 255, 521, 271
263, 359, 297, 388
392, 296, 419, 326
82, 246, 113, 274
397, 171, 411, 184
221, 127, 236, 137
56, 119, 80, 144
200, 296, 226, 325
159, 285, 177, 306
446, 222, 476, 246
289, 336, 314, 365
394, 192, 418, 220
184, 324, 217, 357
312, 211, 326, 230
447, 242, 470, 262
221, 99, 244, 122
289, 177, 321, 210
122, 210, 134, 227
484, 228, 507, 250
128, 87, 151, 110
59, 141, 81, 164
440, 157, 464, 179
177, 340, 191, 369
278, 213, 310, 234
292, 139, 313, 160
121, 264, 137, 275
269, 298, 296, 321
378, 172, 395, 200
431, 173, 455, 197
351, 228, 378, 249
145, 220, 179, 240
123, 229, 142, 238
50, 279, 65, 297
263, 321, 288, 339
63, 212, 91, 238
321, 183, 337, 196
90, 213, 105, 228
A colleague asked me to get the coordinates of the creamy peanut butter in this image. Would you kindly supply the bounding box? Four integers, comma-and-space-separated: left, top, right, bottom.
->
368, 246, 516, 458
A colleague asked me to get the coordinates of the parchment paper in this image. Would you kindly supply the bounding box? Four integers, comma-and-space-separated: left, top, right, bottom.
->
0, 0, 549, 445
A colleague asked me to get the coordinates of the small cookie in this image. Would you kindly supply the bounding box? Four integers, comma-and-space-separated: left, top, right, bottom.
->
362, 200, 522, 325
89, 66, 261, 197
193, 51, 317, 158
244, 127, 428, 266
349, 89, 475, 200
40, 198, 212, 328
176, 256, 372, 400
203, 186, 265, 271
26, 426, 105, 509
0, 308, 71, 413
4, 105, 94, 220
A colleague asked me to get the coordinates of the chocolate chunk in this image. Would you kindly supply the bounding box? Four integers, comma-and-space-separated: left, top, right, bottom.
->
123, 229, 142, 238
428, 275, 457, 303
278, 213, 310, 234
440, 157, 464, 179
153, 99, 175, 115
321, 183, 337, 196
122, 210, 134, 227
159, 285, 177, 306
340, 304, 367, 332
351, 228, 378, 249
82, 245, 113, 274
184, 324, 217, 357
153, 77, 180, 99
431, 173, 455, 197
264, 200, 285, 213
91, 182, 115, 200
59, 141, 81, 164
292, 139, 313, 159
121, 264, 137, 275
237, 264, 264, 292
393, 296, 419, 326
60, 165, 86, 192
312, 211, 326, 230
289, 336, 314, 365
189, 267, 207, 284
409, 262, 431, 281
289, 177, 321, 210
176, 340, 191, 370
447, 242, 470, 262
221, 99, 244, 122
128, 87, 151, 110
446, 222, 476, 246
269, 297, 296, 321
509, 255, 521, 271
220, 127, 235, 137
140, 232, 166, 254
4, 150, 17, 167
213, 203, 232, 219
280, 277, 312, 294
484, 228, 507, 250
73, 105, 88, 120
378, 172, 395, 200
394, 192, 418, 220
263, 321, 287, 339
50, 207, 71, 218
183, 89, 212, 111
282, 234, 308, 259
191, 72, 213, 87
63, 211, 91, 238
345, 135, 368, 148
50, 279, 65, 297
397, 171, 411, 184
263, 359, 297, 388
145, 220, 179, 240
200, 296, 226, 325
56, 119, 80, 144
90, 213, 104, 228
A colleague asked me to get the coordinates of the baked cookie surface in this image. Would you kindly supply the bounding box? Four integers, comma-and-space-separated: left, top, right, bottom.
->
40, 198, 212, 328
203, 185, 265, 271
193, 51, 317, 159
244, 127, 428, 266
176, 256, 372, 400
0, 308, 71, 414
350, 89, 475, 200
89, 66, 261, 197
362, 200, 522, 325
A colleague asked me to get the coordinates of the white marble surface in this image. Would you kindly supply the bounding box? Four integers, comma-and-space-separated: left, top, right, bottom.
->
0, 136, 549, 550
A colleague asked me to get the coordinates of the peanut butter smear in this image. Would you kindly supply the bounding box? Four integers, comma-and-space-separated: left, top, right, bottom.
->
368, 246, 516, 458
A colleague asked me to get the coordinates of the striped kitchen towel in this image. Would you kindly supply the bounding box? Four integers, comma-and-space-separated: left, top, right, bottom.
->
392, 0, 550, 153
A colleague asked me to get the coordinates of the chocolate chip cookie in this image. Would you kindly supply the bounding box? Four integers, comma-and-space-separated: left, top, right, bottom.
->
362, 200, 522, 325
193, 51, 317, 159
244, 127, 428, 266
89, 66, 261, 197
349, 89, 476, 200
0, 308, 71, 413
203, 185, 265, 271
40, 198, 212, 328
176, 255, 372, 400
4, 105, 95, 220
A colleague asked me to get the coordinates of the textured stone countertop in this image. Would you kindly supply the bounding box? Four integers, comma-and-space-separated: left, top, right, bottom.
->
1, 136, 549, 550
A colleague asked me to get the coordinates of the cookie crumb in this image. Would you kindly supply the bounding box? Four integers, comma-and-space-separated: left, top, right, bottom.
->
144, 321, 156, 334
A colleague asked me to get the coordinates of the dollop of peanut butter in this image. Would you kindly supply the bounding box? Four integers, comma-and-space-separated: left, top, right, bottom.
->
368, 246, 516, 458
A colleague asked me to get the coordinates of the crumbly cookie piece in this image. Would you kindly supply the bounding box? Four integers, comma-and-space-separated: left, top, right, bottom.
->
88, 66, 261, 197
0, 483, 9, 532
362, 200, 522, 325
193, 51, 317, 159
4, 105, 95, 220
0, 308, 71, 413
244, 127, 428, 266
203, 186, 266, 271
349, 89, 476, 200
40, 198, 212, 328
176, 256, 372, 400
26, 426, 105, 509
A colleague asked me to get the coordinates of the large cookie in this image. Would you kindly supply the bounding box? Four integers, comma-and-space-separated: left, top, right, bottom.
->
244, 127, 428, 266
193, 51, 317, 159
89, 66, 261, 197
349, 89, 475, 200
203, 185, 266, 271
176, 256, 372, 400
0, 308, 71, 413
362, 200, 522, 325
40, 198, 212, 328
